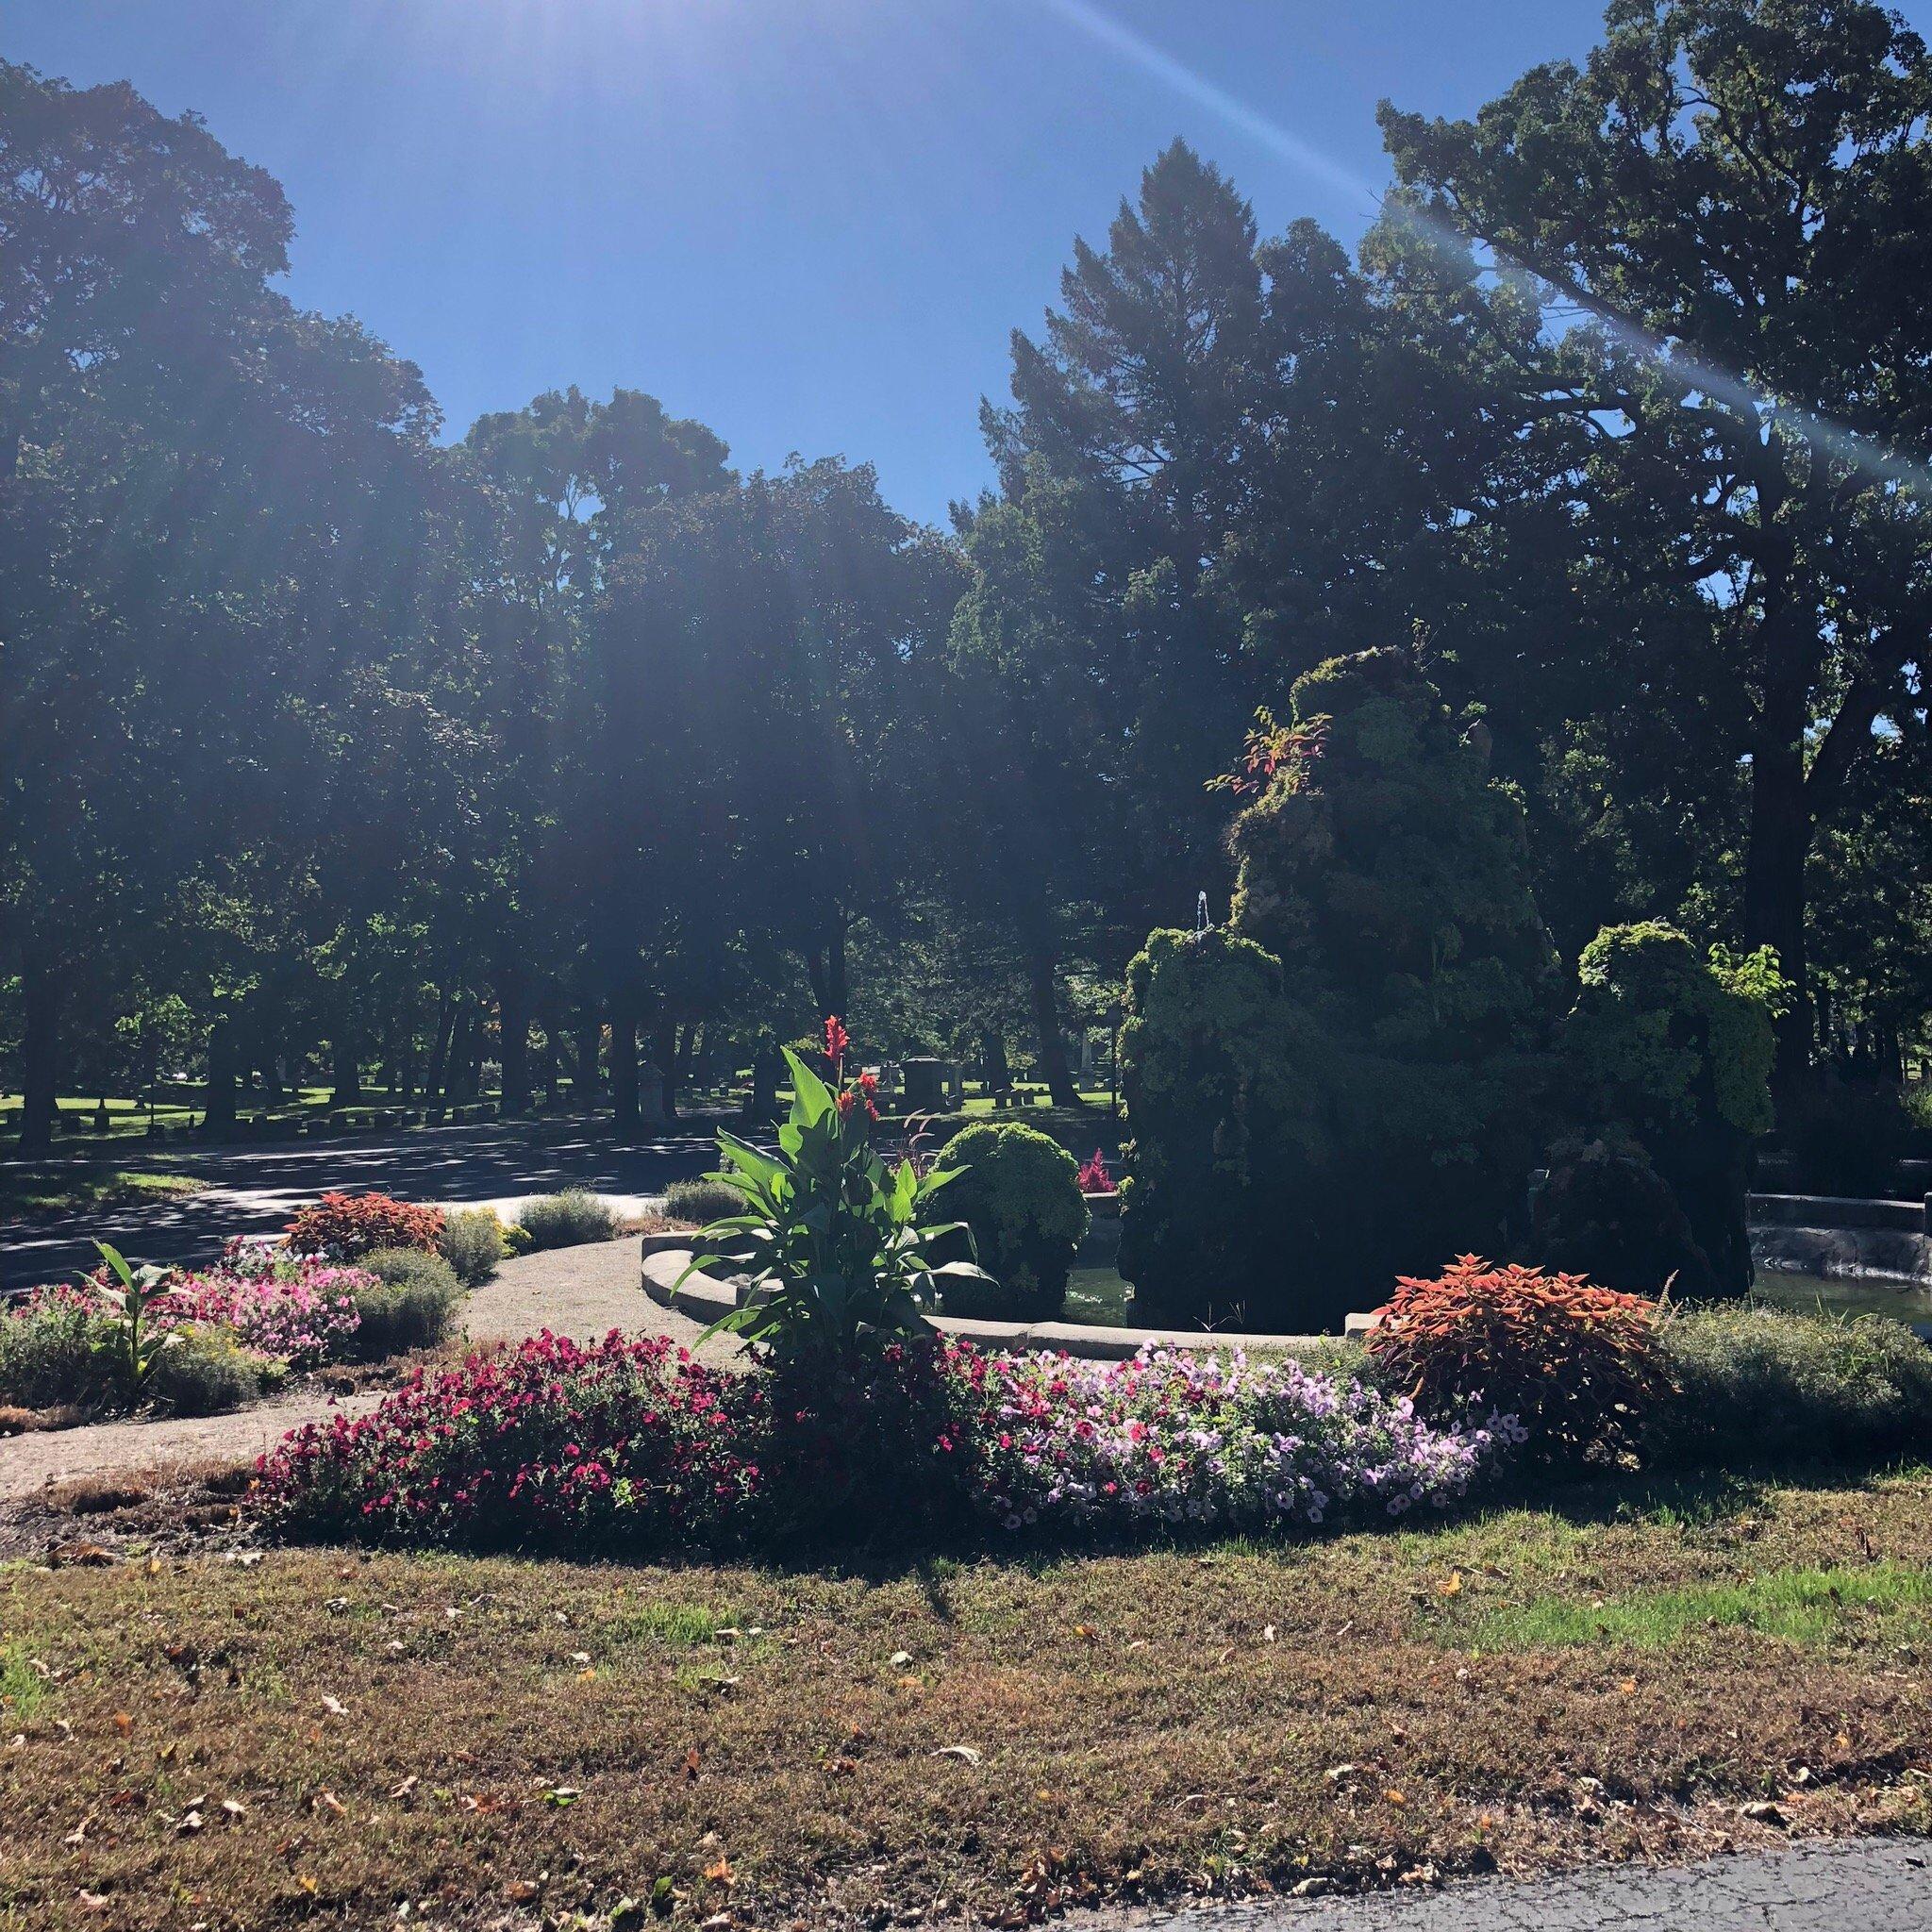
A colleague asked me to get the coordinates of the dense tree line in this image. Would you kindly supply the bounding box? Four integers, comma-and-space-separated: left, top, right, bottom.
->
6, 0, 1932, 1155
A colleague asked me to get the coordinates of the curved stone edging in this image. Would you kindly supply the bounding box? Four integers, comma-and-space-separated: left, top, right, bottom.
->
639, 1247, 1326, 1361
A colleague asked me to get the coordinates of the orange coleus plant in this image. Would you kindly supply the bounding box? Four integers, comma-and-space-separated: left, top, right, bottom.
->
285, 1191, 445, 1261
1365, 1255, 1667, 1462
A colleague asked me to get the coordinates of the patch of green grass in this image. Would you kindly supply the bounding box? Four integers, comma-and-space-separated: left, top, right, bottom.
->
1471, 1560, 1932, 1650
0, 1641, 51, 1723
600, 1599, 741, 1650
0, 1165, 206, 1220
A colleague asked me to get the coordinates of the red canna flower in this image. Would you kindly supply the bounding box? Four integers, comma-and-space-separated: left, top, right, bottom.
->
824, 1014, 849, 1063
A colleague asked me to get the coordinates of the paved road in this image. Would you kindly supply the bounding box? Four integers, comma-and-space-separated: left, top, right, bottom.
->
1158, 1838, 1931, 1932
0, 1114, 726, 1289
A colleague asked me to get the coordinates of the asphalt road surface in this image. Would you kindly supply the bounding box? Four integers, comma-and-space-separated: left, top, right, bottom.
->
0, 1113, 726, 1290
1156, 1839, 1931, 1932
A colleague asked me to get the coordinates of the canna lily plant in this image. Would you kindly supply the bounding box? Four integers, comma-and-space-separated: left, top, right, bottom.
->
89, 1240, 183, 1393
684, 1022, 996, 1370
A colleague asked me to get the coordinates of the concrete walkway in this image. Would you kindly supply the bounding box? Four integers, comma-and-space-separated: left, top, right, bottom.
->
1161, 1838, 1931, 1932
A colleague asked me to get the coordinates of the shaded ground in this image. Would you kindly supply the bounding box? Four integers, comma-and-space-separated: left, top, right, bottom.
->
0, 1241, 723, 1502
2, 1468, 1929, 1929
0, 1115, 728, 1290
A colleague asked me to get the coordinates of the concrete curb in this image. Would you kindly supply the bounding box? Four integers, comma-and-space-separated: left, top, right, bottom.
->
639, 1246, 1328, 1359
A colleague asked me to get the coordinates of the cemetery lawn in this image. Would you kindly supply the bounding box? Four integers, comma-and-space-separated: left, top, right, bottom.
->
5, 1467, 1932, 1929
0, 1165, 206, 1222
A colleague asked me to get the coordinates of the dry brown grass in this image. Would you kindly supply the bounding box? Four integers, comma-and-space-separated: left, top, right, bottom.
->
2, 1468, 1931, 1930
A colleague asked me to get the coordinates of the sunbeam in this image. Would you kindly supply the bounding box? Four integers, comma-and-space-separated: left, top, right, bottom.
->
1036, 0, 1932, 500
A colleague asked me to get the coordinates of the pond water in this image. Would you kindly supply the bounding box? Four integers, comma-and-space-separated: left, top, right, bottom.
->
1054, 1262, 1932, 1334
1750, 1268, 1932, 1324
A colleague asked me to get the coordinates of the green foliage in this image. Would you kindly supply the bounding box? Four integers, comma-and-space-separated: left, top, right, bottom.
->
1529, 1126, 1720, 1299
1569, 924, 1785, 1138
1651, 1306, 1932, 1469
662, 1177, 748, 1226
686, 1048, 994, 1369
1118, 927, 1301, 1326
90, 1242, 183, 1392
145, 1323, 275, 1416
436, 1208, 505, 1287
931, 1122, 1089, 1320
516, 1190, 619, 1250
1558, 923, 1786, 1294
1123, 648, 1562, 1328
0, 1293, 107, 1409
354, 1248, 464, 1356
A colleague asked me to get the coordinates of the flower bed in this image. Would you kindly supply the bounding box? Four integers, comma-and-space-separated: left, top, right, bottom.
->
257, 1331, 766, 1545
158, 1261, 368, 1370
255, 1335, 1517, 1552
960, 1345, 1519, 1532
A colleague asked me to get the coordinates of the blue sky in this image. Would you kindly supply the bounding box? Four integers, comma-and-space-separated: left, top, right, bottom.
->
14, 0, 1923, 526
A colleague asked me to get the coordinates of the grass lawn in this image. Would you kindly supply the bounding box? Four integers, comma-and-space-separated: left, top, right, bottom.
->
4, 1467, 1931, 1929
0, 1166, 206, 1223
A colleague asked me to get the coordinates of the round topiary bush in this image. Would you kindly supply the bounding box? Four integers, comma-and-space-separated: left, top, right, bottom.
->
935, 1122, 1089, 1321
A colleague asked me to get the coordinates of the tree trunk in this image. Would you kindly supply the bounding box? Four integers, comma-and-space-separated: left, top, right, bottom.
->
1024, 942, 1080, 1107
426, 991, 456, 1104
17, 959, 60, 1156
574, 1019, 601, 1106
331, 1030, 362, 1108
498, 968, 531, 1117
806, 914, 852, 1023
205, 1009, 240, 1139
1742, 690, 1812, 1095
676, 1022, 701, 1109
652, 1011, 680, 1121
609, 991, 641, 1137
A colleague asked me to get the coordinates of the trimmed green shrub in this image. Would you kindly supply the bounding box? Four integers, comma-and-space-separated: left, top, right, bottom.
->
662, 1177, 747, 1226
353, 1248, 464, 1357
935, 1122, 1090, 1320
516, 1190, 619, 1250
1651, 1305, 1932, 1467
146, 1324, 276, 1416
437, 1207, 505, 1286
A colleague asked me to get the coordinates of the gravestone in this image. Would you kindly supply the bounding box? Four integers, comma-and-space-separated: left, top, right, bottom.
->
638, 1060, 666, 1128
902, 1058, 946, 1113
